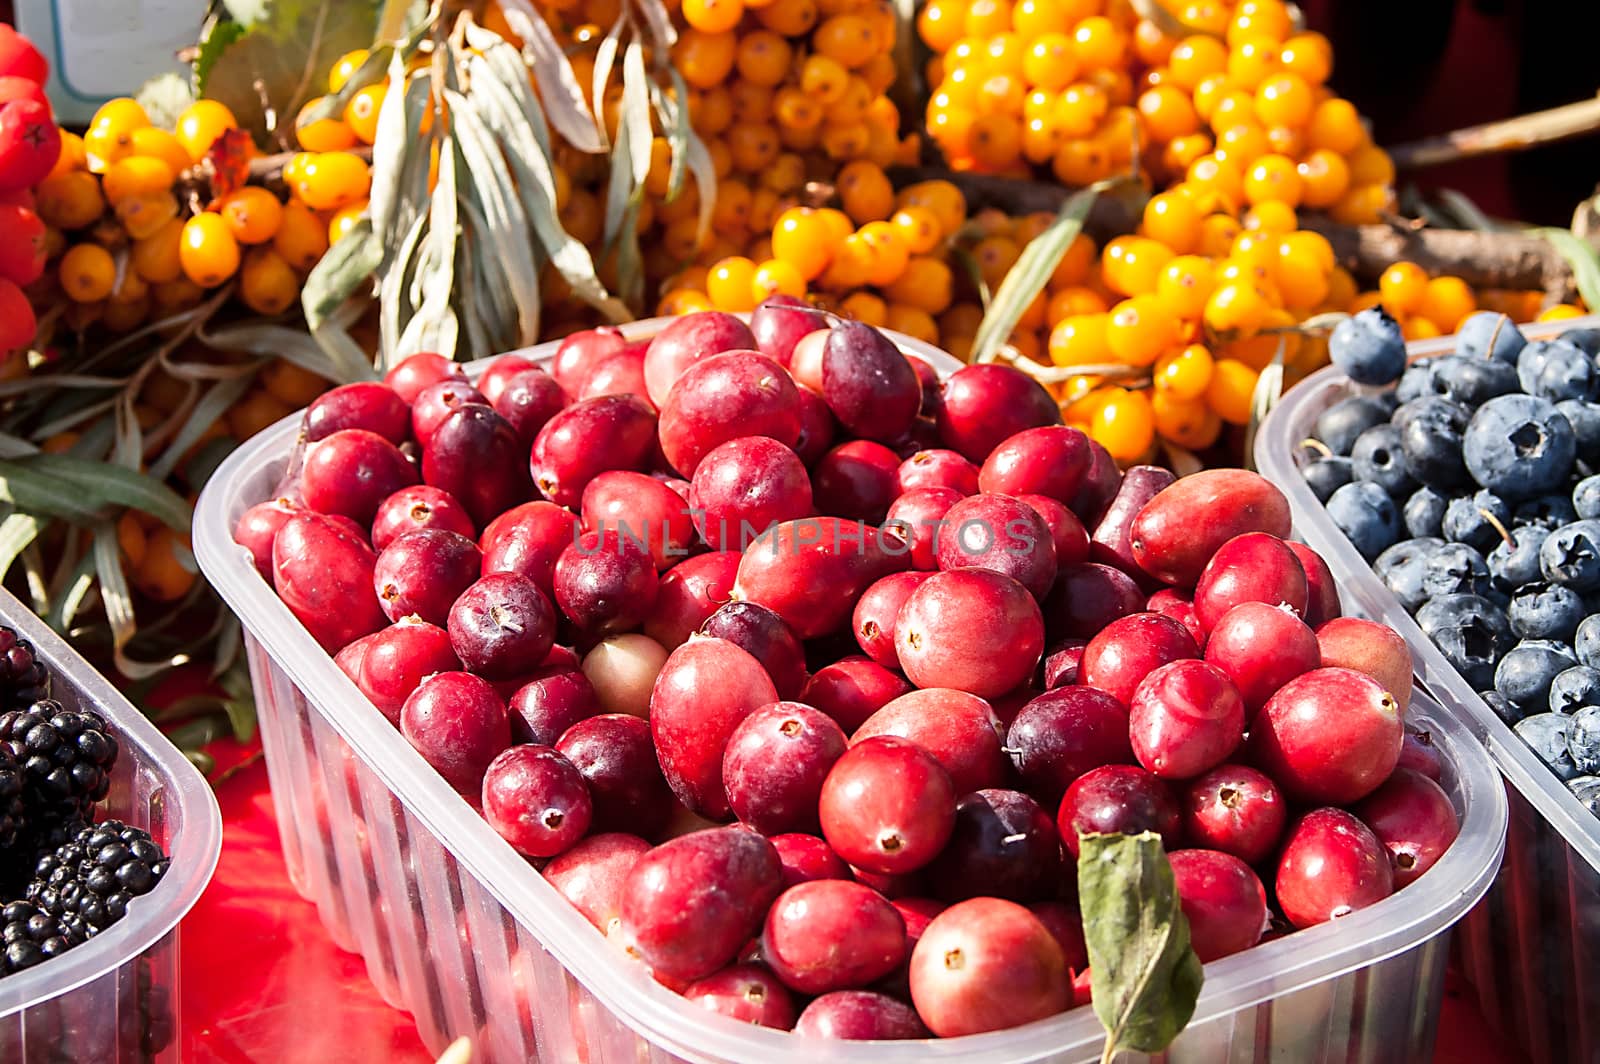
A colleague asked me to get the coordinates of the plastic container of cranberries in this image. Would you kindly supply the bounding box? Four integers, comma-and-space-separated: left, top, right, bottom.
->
0, 585, 222, 1063
196, 319, 1507, 1064
1258, 313, 1600, 1064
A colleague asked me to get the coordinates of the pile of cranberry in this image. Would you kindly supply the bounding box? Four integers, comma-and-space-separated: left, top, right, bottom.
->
233, 301, 1460, 1041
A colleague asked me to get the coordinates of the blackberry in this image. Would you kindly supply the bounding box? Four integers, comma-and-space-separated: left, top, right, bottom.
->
0, 627, 48, 714
0, 899, 85, 975
0, 701, 117, 828
27, 821, 169, 936
0, 745, 23, 850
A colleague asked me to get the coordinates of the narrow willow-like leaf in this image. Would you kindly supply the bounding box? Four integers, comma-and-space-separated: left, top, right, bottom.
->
1127, 0, 1217, 38
622, 42, 653, 186
149, 373, 259, 481
201, 321, 356, 381
1242, 339, 1287, 472
464, 24, 552, 153
0, 463, 104, 524
652, 71, 690, 202
368, 50, 420, 247
0, 513, 42, 586
51, 552, 96, 634
590, 15, 626, 138
297, 44, 394, 127
972, 184, 1101, 363
1079, 832, 1204, 1063
630, 0, 678, 50
381, 211, 428, 357
303, 216, 383, 332
93, 525, 184, 680
1540, 227, 1600, 313
398, 135, 460, 358
1438, 188, 1502, 233
0, 431, 37, 458
111, 399, 142, 471
7, 455, 192, 530
498, 0, 605, 153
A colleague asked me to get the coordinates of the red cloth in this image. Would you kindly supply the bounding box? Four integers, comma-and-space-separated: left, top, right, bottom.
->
179, 739, 1523, 1064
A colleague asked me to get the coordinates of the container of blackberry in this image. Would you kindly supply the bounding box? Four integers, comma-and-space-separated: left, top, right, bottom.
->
1257, 310, 1600, 1064
0, 585, 221, 1062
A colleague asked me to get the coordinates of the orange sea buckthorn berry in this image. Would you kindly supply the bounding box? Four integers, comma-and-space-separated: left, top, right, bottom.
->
175, 100, 239, 163
219, 186, 286, 245
1133, 17, 1177, 65
1106, 295, 1178, 367
127, 127, 190, 175
756, 0, 818, 33
707, 256, 760, 312
1185, 153, 1244, 212
985, 32, 1027, 79
751, 258, 807, 302
674, 29, 738, 89
885, 256, 954, 315
819, 232, 875, 290
1255, 73, 1314, 128
58, 244, 115, 302
772, 208, 836, 281
1047, 313, 1111, 367
1023, 34, 1078, 92
1012, 0, 1077, 35
1072, 16, 1125, 71
1296, 149, 1351, 208
1242, 153, 1303, 207
115, 191, 178, 240
329, 201, 367, 245
1206, 358, 1258, 425
240, 247, 299, 316
1403, 316, 1442, 341
801, 55, 850, 107
1537, 304, 1586, 323
1141, 191, 1203, 255
737, 31, 793, 87
1102, 236, 1174, 298
1226, 36, 1279, 90
859, 221, 911, 286
1420, 275, 1476, 333
1168, 36, 1228, 91
1090, 387, 1155, 462
180, 213, 241, 288
840, 290, 887, 327
329, 49, 369, 93
36, 171, 104, 230
130, 219, 185, 284
1347, 144, 1396, 188
345, 84, 386, 144
1048, 231, 1097, 289
296, 152, 371, 211
1155, 255, 1217, 320
969, 113, 1023, 169
942, 302, 985, 338
1055, 82, 1108, 138
885, 304, 940, 346
1279, 32, 1332, 84
1329, 183, 1392, 226
1136, 85, 1199, 143
1153, 391, 1223, 450
816, 15, 879, 68
1155, 343, 1215, 400
1306, 97, 1364, 154
965, 0, 1012, 38
1195, 213, 1241, 259
101, 155, 173, 207
683, 0, 744, 32
1378, 261, 1429, 316
296, 98, 356, 152
890, 206, 943, 255
1204, 280, 1273, 336
273, 200, 329, 271
837, 160, 895, 225
918, 0, 966, 50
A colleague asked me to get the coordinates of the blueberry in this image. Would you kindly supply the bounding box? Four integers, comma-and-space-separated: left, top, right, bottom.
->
1540, 520, 1600, 591
1568, 706, 1600, 773
1416, 593, 1513, 690
1462, 394, 1578, 500
1430, 354, 1520, 406
1514, 712, 1580, 780
1396, 360, 1439, 404
1378, 537, 1442, 611
1391, 394, 1470, 435
1327, 481, 1401, 560
1578, 614, 1600, 668
1314, 395, 1392, 456
1351, 424, 1417, 497
1480, 689, 1525, 726
1556, 400, 1600, 461
1518, 338, 1598, 402
1399, 408, 1471, 491
1422, 542, 1491, 599
1577, 476, 1600, 521
1507, 584, 1588, 642
1559, 327, 1600, 356
1495, 639, 1579, 709
1456, 310, 1528, 364
1551, 667, 1600, 716
1514, 494, 1578, 530
1330, 306, 1407, 385
1489, 525, 1550, 591
1303, 456, 1354, 502
1442, 490, 1510, 553
1566, 775, 1600, 816
1404, 487, 1449, 539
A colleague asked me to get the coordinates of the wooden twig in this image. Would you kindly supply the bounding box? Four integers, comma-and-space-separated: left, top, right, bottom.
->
1389, 94, 1600, 170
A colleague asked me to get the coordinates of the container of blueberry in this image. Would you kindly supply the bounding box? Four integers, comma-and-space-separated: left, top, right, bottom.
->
1257, 309, 1600, 1064
0, 584, 221, 1063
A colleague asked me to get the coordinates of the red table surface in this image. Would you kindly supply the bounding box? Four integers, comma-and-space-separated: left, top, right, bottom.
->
175, 740, 1528, 1064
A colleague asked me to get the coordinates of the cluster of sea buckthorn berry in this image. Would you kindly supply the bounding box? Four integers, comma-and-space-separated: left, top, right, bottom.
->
1350, 260, 1585, 339
37, 50, 375, 336
918, 0, 1397, 226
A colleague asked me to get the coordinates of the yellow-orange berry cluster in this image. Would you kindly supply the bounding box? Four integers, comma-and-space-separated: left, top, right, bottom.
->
1350, 260, 1582, 338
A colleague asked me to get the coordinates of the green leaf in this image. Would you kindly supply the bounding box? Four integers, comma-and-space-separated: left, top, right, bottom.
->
0, 463, 105, 525
201, 1, 381, 147
972, 183, 1102, 363
368, 53, 424, 248
0, 514, 43, 586
590, 15, 626, 142
398, 133, 460, 358
93, 525, 185, 682
222, 0, 273, 26
137, 73, 198, 131
1539, 227, 1600, 313
149, 373, 259, 481
303, 216, 383, 332
630, 0, 678, 51
1078, 831, 1204, 1062
1243, 337, 1288, 472
195, 18, 249, 95
0, 455, 193, 531
496, 0, 605, 154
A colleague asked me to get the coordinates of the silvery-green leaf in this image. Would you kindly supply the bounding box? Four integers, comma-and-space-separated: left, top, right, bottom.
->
497, 0, 605, 153
1243, 338, 1287, 472
112, 400, 142, 471
367, 50, 418, 245
0, 431, 37, 458
652, 69, 691, 202
622, 41, 653, 186
51, 552, 96, 634
1540, 227, 1600, 312
457, 195, 527, 350
303, 216, 383, 332
590, 15, 626, 138
150, 373, 259, 481
93, 525, 182, 681
200, 321, 354, 381
381, 212, 429, 358
136, 73, 197, 131
973, 184, 1101, 363
0, 514, 42, 585
629, 0, 677, 50
399, 136, 461, 358
0, 462, 104, 525
10, 455, 192, 530
464, 26, 552, 154
0, 374, 124, 399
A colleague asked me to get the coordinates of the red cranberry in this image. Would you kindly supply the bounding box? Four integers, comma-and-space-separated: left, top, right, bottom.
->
683, 964, 797, 1029
978, 425, 1093, 504
1080, 612, 1199, 705
580, 348, 649, 404
791, 386, 836, 467
422, 405, 532, 527
644, 551, 740, 649
552, 325, 628, 394
556, 713, 674, 838
480, 501, 580, 597
1129, 659, 1246, 780
1287, 541, 1342, 628
301, 428, 418, 524
482, 745, 591, 857
659, 352, 803, 476
895, 449, 979, 496
884, 487, 964, 570
509, 667, 600, 745
1057, 764, 1181, 858
543, 832, 650, 931
1315, 616, 1414, 712
762, 879, 907, 995
800, 656, 912, 732
272, 511, 386, 652
620, 827, 782, 981
927, 788, 1062, 903
789, 327, 826, 393
553, 530, 659, 635
530, 394, 658, 508
1006, 686, 1134, 808
821, 320, 922, 443
688, 437, 813, 552
1041, 640, 1088, 688
731, 517, 907, 640
936, 493, 1057, 601
1181, 764, 1286, 865
1145, 587, 1205, 647
1128, 468, 1292, 587
650, 638, 780, 819
771, 832, 850, 887
819, 737, 956, 874
412, 378, 489, 448
305, 382, 410, 443
642, 311, 757, 407
384, 351, 464, 403
852, 688, 1006, 795
1275, 807, 1394, 928
1397, 725, 1444, 782
1089, 465, 1176, 578
400, 671, 510, 795
793, 991, 929, 1039
850, 865, 925, 899
1018, 493, 1090, 568
908, 355, 942, 417
1043, 562, 1145, 641
852, 571, 934, 669
908, 897, 1070, 1037
373, 528, 481, 626
1071, 437, 1124, 524
812, 440, 901, 522
1192, 532, 1309, 633
358, 618, 461, 724
750, 295, 825, 366
936, 364, 1062, 463
1249, 667, 1403, 804
371, 485, 475, 551
1202, 601, 1320, 720
722, 702, 847, 834
1168, 849, 1268, 962
580, 470, 697, 571
447, 572, 556, 680
233, 497, 299, 580
494, 366, 570, 448
1028, 901, 1088, 972
895, 569, 1044, 699
1354, 768, 1459, 888
475, 353, 538, 405
698, 601, 808, 701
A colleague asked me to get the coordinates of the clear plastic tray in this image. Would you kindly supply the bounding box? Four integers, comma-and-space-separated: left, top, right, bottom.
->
194, 321, 1508, 1063
0, 585, 222, 1063
1256, 313, 1600, 1064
